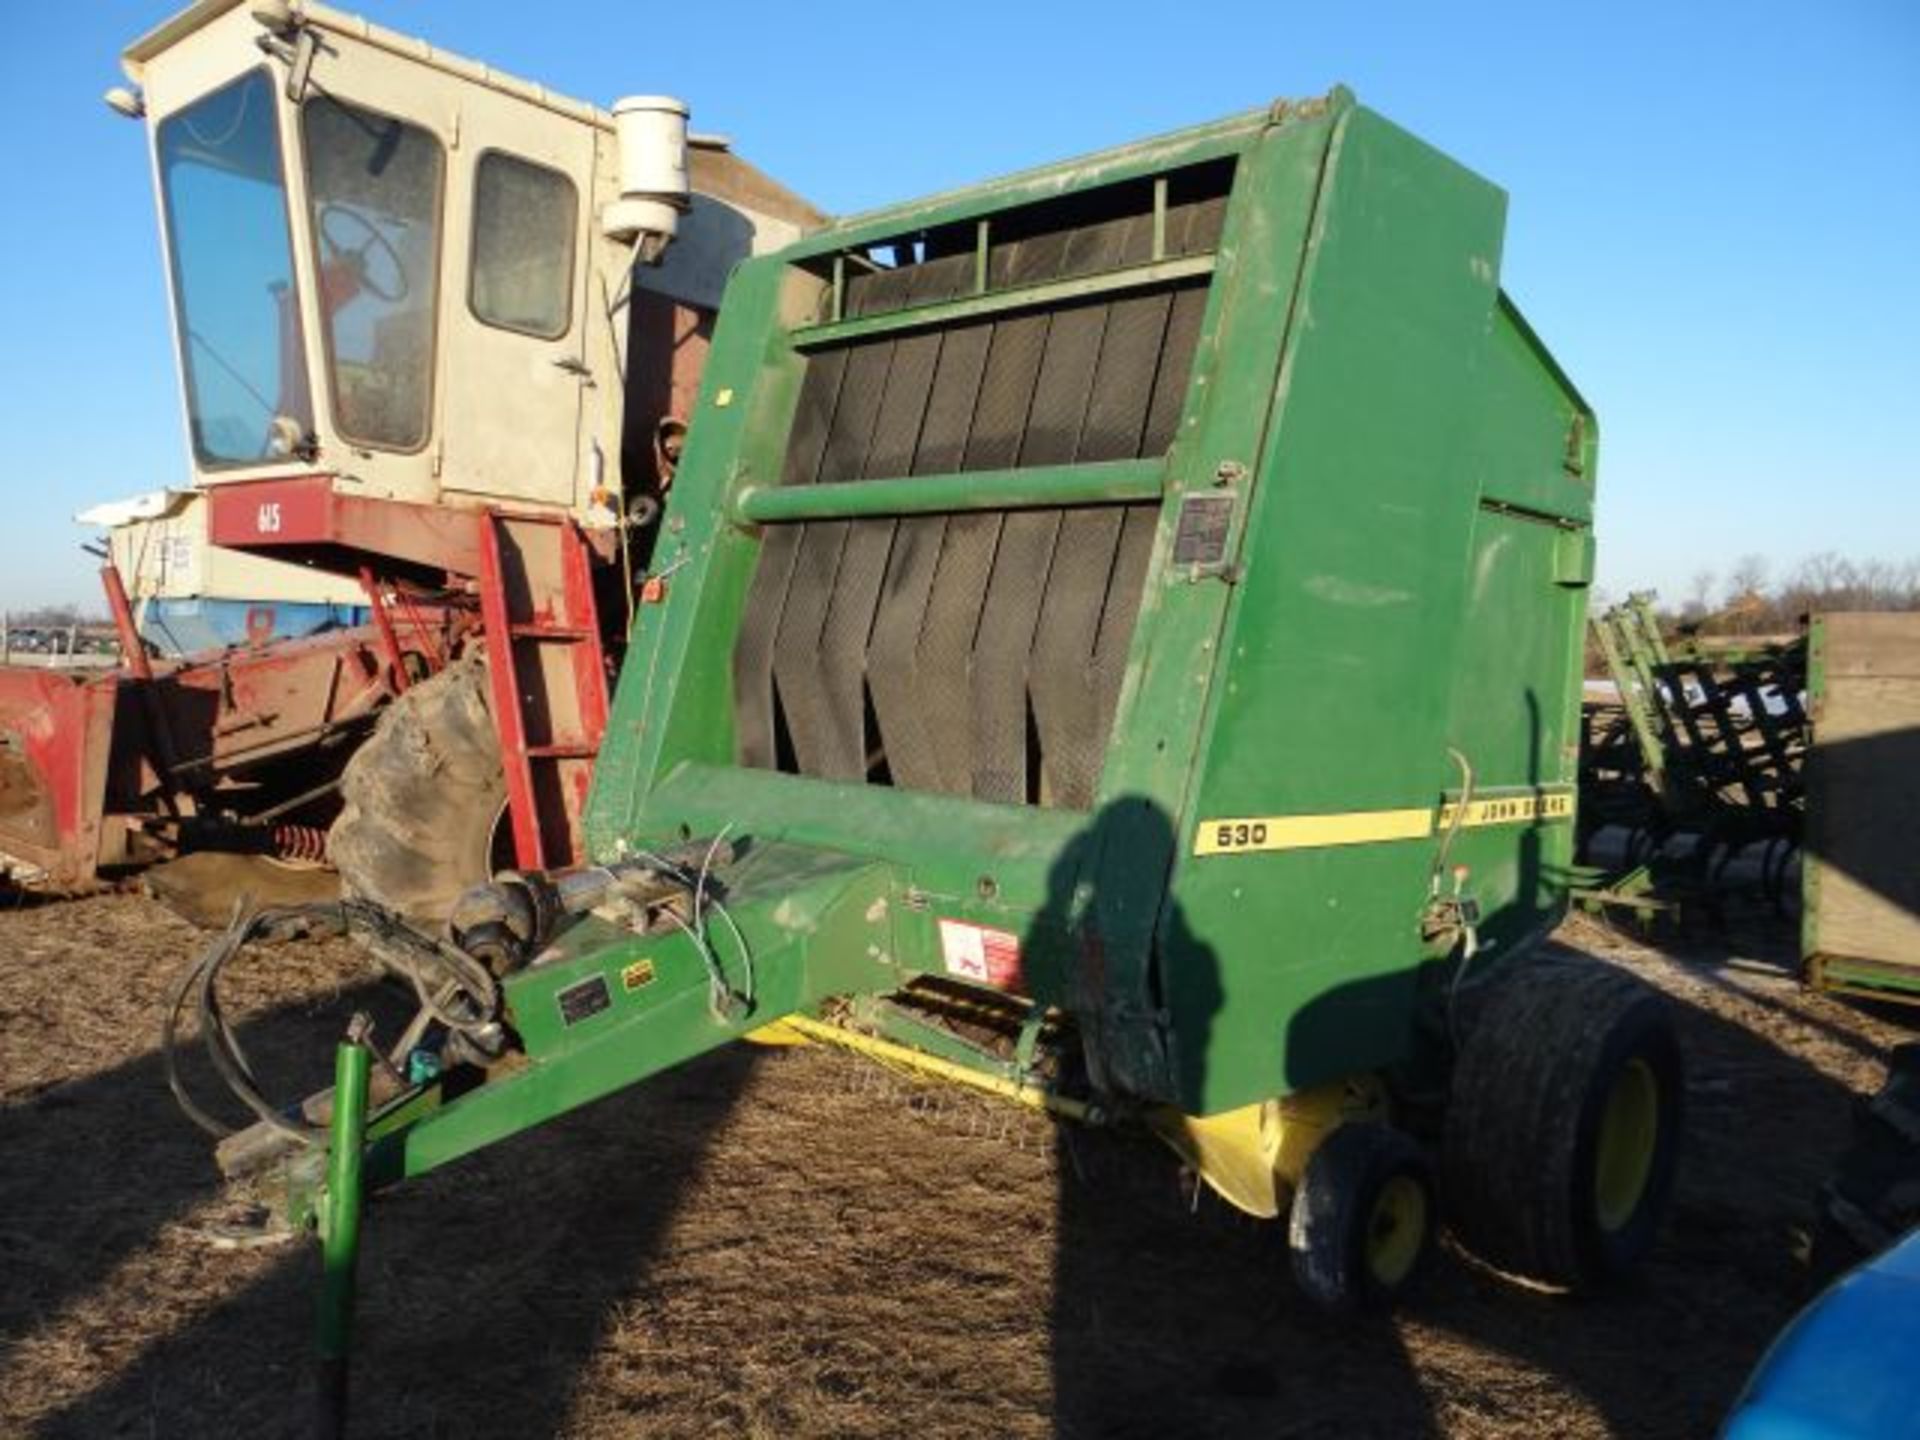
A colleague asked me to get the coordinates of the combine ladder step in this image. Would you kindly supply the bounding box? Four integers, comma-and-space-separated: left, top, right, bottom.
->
477, 512, 611, 871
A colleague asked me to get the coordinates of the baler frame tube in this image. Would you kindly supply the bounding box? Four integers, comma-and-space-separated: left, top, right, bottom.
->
733, 459, 1164, 524
779, 1013, 1102, 1123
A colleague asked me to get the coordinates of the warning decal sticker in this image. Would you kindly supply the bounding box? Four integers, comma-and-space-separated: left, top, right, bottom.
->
937, 919, 1023, 989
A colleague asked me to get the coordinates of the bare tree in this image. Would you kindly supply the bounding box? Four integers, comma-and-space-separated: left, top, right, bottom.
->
1685, 568, 1718, 621
1715, 555, 1771, 632
1794, 552, 1850, 597
1727, 554, 1769, 600
1644, 551, 1920, 635
10, 603, 89, 629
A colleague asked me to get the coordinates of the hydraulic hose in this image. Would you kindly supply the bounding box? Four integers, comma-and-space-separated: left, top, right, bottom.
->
162, 899, 503, 1145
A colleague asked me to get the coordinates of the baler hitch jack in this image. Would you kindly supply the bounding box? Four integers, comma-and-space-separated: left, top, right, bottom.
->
316, 1021, 371, 1440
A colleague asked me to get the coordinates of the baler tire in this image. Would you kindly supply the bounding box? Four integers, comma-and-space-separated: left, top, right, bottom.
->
1441, 954, 1683, 1291
1288, 1122, 1435, 1312
328, 656, 506, 927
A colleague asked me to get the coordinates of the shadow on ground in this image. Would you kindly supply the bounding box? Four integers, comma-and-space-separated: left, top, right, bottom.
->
1044, 917, 1899, 1439
2, 894, 1909, 1438
27, 1052, 758, 1439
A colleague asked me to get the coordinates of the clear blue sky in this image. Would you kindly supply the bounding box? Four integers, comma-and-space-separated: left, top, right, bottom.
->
0, 1, 1913, 611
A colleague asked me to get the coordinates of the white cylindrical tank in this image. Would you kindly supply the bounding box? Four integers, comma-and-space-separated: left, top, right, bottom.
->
604, 95, 691, 260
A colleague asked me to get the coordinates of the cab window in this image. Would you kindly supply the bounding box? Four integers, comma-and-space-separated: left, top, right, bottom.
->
469, 151, 577, 340
302, 98, 443, 451
156, 68, 311, 466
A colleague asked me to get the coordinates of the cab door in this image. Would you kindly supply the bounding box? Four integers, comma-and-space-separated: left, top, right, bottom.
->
289, 53, 457, 506
437, 91, 598, 512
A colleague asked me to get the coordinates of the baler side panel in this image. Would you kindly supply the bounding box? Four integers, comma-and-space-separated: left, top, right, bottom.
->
1439, 506, 1589, 951
583, 255, 812, 850
1072, 113, 1344, 1099
1436, 296, 1599, 957
1473, 292, 1597, 521
1163, 109, 1518, 1112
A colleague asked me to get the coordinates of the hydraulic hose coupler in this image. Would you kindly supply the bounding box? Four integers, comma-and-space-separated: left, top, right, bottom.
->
448, 871, 555, 976
449, 840, 742, 974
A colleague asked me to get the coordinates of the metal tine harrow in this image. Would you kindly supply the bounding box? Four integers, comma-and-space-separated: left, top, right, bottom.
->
1579, 592, 1807, 914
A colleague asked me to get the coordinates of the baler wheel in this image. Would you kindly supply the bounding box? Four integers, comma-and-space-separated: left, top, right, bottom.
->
1288, 1122, 1435, 1311
1441, 955, 1682, 1290
328, 657, 507, 927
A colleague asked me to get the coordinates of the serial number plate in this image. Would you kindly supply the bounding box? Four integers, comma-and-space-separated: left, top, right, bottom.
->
556, 974, 613, 1026
1172, 494, 1234, 567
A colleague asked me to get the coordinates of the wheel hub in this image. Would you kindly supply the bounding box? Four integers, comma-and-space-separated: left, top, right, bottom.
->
1594, 1056, 1660, 1233
1366, 1173, 1429, 1287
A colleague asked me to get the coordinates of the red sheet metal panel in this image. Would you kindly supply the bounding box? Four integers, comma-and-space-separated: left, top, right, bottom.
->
206, 476, 487, 580
0, 615, 465, 890
0, 668, 119, 888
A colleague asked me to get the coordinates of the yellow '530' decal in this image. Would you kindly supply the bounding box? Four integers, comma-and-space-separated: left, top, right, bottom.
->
1195, 789, 1574, 857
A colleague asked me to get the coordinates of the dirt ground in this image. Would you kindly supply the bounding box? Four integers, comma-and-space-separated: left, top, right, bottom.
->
0, 891, 1911, 1439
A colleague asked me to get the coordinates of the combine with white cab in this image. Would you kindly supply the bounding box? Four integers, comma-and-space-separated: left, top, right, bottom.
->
0, 0, 819, 917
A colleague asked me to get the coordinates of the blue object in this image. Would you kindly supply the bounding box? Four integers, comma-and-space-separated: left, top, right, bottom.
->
1723, 1227, 1920, 1439
405, 1048, 442, 1085
139, 598, 370, 657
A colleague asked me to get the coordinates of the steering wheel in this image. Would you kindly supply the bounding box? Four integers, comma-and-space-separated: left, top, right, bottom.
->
317, 203, 409, 304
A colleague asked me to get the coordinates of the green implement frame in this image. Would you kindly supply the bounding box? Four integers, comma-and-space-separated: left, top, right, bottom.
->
1576, 593, 1806, 913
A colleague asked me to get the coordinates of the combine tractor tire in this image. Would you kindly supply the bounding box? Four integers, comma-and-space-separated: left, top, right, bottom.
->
1289, 1122, 1436, 1311
1442, 955, 1682, 1290
329, 656, 506, 927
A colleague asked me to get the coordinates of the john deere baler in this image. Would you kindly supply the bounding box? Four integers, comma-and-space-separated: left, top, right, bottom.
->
187, 91, 1680, 1417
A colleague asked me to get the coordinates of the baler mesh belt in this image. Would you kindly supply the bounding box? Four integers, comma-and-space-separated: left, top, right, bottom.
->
732, 192, 1225, 810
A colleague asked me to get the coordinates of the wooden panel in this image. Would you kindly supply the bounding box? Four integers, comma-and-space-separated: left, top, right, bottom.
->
1808, 614, 1920, 967
1820, 611, 1920, 678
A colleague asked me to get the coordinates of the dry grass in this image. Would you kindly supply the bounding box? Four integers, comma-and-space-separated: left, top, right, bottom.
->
0, 893, 1911, 1438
